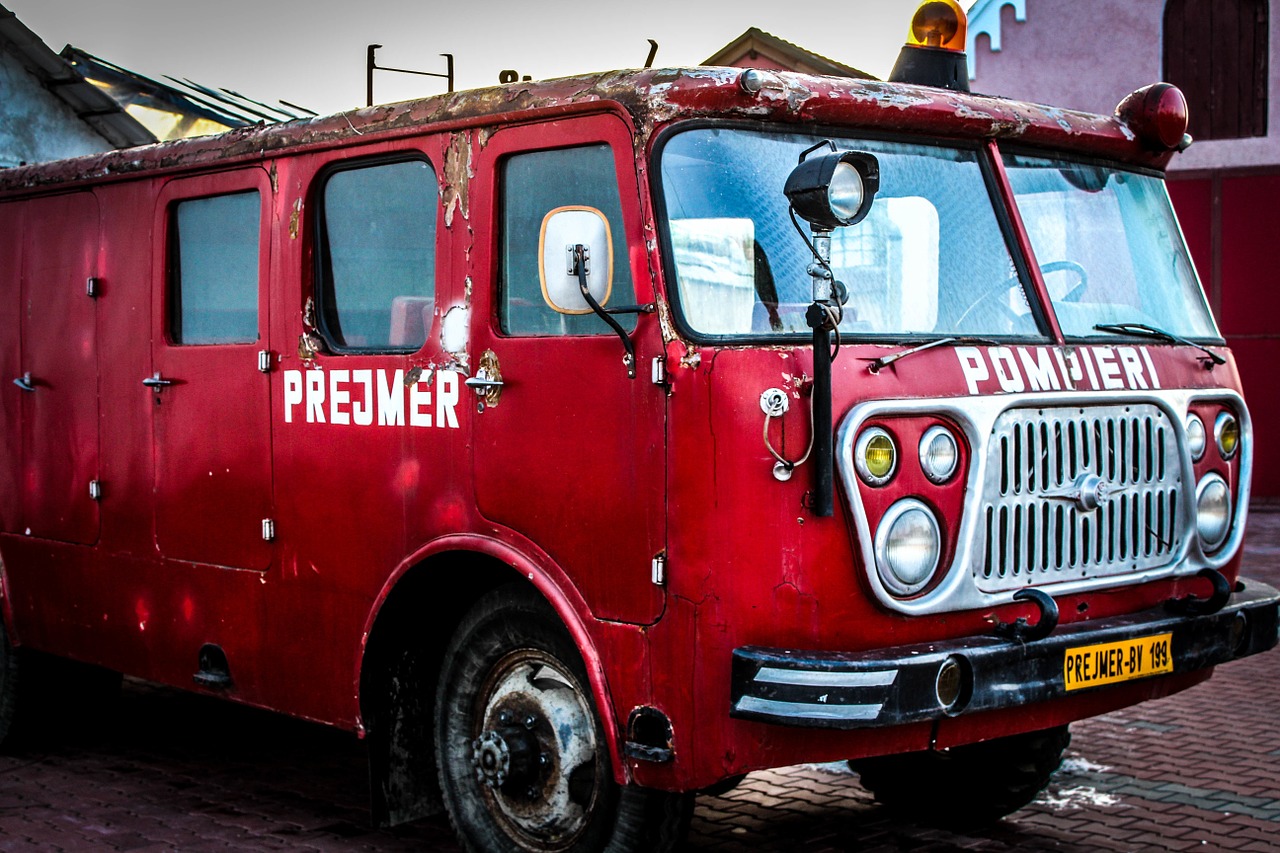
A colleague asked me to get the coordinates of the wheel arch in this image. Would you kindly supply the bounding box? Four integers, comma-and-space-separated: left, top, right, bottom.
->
356, 533, 625, 828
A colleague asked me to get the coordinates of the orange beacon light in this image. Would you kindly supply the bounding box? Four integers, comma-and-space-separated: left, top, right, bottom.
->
889, 0, 971, 92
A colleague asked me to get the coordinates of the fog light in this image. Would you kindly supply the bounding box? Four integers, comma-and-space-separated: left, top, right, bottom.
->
919, 425, 959, 484
935, 655, 966, 710
1230, 611, 1249, 655
1195, 473, 1231, 552
1215, 412, 1240, 460
856, 427, 898, 486
1186, 413, 1206, 461
875, 499, 941, 596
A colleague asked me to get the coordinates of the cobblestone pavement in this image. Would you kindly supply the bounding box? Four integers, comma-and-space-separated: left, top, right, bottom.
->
2, 513, 1279, 852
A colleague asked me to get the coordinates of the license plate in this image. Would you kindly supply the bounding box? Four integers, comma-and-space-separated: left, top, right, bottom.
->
1063, 633, 1173, 691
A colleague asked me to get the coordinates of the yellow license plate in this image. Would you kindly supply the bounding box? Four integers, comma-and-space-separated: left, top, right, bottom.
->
1063, 633, 1173, 691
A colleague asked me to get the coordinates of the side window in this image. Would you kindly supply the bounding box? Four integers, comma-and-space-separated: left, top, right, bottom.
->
500, 144, 636, 335
317, 158, 438, 351
169, 191, 260, 344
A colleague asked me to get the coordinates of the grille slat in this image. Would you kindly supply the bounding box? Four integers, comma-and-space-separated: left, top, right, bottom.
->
978, 405, 1184, 592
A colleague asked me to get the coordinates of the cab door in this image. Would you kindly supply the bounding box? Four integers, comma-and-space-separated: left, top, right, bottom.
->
150, 169, 274, 570
468, 115, 666, 624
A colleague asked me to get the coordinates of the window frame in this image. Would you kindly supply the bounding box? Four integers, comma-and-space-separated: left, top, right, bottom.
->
311, 151, 441, 355
157, 169, 271, 349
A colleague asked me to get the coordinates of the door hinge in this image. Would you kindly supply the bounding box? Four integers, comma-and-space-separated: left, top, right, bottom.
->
651, 553, 666, 586
258, 350, 273, 373
651, 356, 669, 389
89, 480, 102, 501
262, 519, 275, 541
86, 277, 100, 298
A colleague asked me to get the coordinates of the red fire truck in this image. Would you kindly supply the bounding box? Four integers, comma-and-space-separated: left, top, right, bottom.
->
1, 2, 1276, 850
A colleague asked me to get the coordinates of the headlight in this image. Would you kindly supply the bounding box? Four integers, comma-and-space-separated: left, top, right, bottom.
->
1214, 412, 1240, 460
919, 425, 959, 484
827, 161, 866, 223
874, 499, 941, 596
855, 427, 897, 486
1195, 473, 1231, 552
1186, 413, 1206, 461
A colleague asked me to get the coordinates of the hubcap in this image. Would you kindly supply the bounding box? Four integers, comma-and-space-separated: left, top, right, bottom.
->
471, 649, 601, 849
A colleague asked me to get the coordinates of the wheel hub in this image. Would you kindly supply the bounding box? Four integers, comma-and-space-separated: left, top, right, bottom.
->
472, 712, 542, 790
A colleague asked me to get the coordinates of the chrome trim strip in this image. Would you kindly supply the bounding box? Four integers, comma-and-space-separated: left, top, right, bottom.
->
753, 667, 897, 688
735, 695, 883, 721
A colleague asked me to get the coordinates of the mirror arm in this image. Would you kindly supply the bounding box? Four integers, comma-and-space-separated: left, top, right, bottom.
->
602, 303, 656, 316
573, 244, 637, 379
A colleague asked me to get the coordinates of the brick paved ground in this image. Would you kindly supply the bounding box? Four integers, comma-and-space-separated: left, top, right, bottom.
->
2, 513, 1278, 852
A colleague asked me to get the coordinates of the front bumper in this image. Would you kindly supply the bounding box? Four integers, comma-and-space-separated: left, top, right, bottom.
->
731, 578, 1279, 729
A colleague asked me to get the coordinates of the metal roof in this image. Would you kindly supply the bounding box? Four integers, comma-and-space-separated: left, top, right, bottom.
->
0, 2, 155, 149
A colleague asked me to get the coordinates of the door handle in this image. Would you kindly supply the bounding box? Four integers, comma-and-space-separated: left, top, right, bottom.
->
464, 374, 504, 392
142, 372, 174, 391
12, 372, 35, 392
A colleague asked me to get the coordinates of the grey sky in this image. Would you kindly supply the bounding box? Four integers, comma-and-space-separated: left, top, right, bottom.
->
5, 0, 965, 116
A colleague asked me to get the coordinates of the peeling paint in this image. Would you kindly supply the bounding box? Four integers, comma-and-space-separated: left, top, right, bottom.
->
441, 304, 469, 363
442, 132, 472, 227
679, 348, 701, 370
289, 198, 303, 239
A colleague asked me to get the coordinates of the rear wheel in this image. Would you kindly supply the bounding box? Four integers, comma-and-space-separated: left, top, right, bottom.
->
435, 585, 691, 852
851, 725, 1070, 826
0, 618, 20, 750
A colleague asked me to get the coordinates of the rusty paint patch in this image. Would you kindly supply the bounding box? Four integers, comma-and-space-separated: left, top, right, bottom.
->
443, 132, 472, 227
404, 365, 423, 385
679, 348, 701, 370
289, 198, 303, 239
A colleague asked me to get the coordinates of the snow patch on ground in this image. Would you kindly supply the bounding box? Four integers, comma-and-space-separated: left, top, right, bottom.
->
1060, 756, 1112, 775
1039, 785, 1124, 811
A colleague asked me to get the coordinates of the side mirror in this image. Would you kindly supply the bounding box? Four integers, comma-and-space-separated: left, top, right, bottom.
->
539, 206, 613, 314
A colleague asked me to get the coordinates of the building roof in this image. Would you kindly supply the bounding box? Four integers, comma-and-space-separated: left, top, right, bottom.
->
62, 47, 315, 142
0, 3, 155, 149
702, 28, 874, 79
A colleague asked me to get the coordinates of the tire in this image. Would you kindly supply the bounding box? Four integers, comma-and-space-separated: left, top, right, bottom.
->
0, 617, 20, 751
851, 725, 1070, 826
0, 616, 121, 752
435, 585, 692, 853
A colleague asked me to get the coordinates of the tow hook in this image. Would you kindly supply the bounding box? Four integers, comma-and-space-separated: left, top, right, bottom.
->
993, 588, 1059, 643
1166, 567, 1231, 616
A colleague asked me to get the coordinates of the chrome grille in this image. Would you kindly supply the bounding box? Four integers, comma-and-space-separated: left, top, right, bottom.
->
977, 404, 1185, 592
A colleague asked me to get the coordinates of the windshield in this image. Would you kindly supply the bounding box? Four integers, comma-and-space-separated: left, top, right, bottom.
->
658, 128, 1041, 340
1002, 153, 1220, 341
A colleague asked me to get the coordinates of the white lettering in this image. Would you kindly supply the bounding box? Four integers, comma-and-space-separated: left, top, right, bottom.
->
436, 370, 459, 429
351, 369, 374, 426
378, 369, 405, 426
283, 370, 302, 423
1018, 347, 1061, 392
1117, 347, 1148, 390
306, 370, 326, 423
409, 379, 432, 428
1055, 349, 1083, 390
1094, 347, 1124, 389
1080, 347, 1100, 389
957, 347, 990, 395
991, 347, 1025, 393
329, 369, 351, 425
281, 367, 461, 429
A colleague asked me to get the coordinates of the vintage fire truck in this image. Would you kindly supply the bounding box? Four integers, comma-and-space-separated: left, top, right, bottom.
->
1, 2, 1276, 850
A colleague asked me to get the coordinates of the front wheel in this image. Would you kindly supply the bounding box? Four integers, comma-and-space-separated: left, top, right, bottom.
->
850, 725, 1070, 826
435, 585, 690, 853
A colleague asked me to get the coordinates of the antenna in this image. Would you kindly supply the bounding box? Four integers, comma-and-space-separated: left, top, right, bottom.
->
367, 46, 455, 107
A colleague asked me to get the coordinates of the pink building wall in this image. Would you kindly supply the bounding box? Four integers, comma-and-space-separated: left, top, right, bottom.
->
967, 0, 1280, 172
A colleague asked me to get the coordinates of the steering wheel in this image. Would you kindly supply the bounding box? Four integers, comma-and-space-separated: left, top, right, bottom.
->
954, 260, 1089, 331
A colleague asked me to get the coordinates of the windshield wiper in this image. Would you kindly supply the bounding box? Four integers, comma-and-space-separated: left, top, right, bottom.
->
863, 337, 995, 373
1093, 322, 1225, 367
